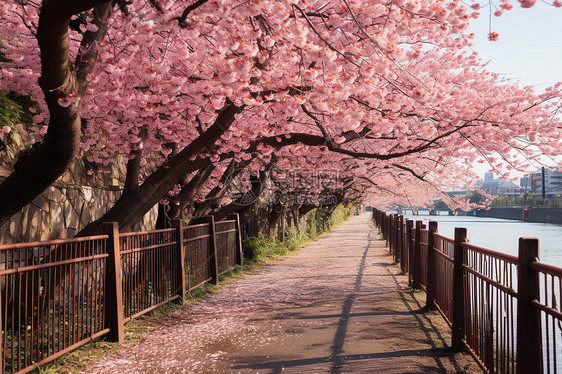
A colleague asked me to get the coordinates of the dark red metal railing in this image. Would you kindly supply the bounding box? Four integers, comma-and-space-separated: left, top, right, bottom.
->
183, 223, 213, 291
120, 228, 179, 322
0, 236, 109, 374
462, 242, 518, 374
372, 209, 562, 374
401, 221, 409, 273
0, 215, 243, 374
433, 233, 454, 326
530, 261, 562, 374
215, 220, 237, 275
419, 229, 429, 291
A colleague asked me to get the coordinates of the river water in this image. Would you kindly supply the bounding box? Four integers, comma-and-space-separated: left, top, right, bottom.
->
387, 210, 562, 268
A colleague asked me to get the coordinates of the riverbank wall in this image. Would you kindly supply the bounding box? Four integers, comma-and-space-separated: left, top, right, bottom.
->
474, 207, 562, 225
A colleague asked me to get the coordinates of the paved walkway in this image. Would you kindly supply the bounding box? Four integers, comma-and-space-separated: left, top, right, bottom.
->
83, 213, 479, 373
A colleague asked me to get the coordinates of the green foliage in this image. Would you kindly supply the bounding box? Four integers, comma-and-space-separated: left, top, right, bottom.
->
0, 41, 11, 63
467, 191, 485, 204
0, 91, 23, 130
490, 193, 562, 208
327, 204, 355, 226
243, 204, 356, 266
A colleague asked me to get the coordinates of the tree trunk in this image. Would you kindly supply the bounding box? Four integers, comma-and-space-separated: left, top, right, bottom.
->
0, 0, 112, 228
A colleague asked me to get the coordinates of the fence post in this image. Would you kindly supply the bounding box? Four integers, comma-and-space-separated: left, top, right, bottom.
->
413, 221, 422, 289
103, 222, 124, 343
394, 215, 404, 263
389, 214, 395, 256
206, 215, 219, 285
405, 219, 413, 276
516, 238, 542, 374
172, 219, 186, 302
388, 214, 393, 254
452, 227, 467, 351
394, 215, 400, 263
425, 221, 438, 310
383, 212, 390, 245
381, 212, 384, 237
233, 213, 244, 267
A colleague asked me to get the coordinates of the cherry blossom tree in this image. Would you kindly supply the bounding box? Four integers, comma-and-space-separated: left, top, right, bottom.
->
2, 0, 562, 234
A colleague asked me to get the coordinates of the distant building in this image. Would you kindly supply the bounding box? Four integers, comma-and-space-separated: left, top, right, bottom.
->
475, 173, 519, 195
521, 169, 562, 196
484, 172, 495, 182
520, 176, 532, 191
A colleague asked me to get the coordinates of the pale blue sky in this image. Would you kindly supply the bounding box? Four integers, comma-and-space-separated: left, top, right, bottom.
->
465, 3, 562, 180
468, 2, 562, 89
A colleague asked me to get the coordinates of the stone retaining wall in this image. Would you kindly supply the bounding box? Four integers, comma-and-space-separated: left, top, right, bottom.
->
0, 184, 157, 244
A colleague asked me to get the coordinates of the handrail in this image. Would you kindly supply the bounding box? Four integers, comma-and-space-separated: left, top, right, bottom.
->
461, 241, 518, 264
0, 235, 109, 250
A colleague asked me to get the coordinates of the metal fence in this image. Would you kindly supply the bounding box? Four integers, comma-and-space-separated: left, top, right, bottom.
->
215, 220, 238, 275
373, 209, 557, 374
183, 223, 213, 291
120, 228, 179, 322
433, 233, 454, 326
0, 215, 243, 374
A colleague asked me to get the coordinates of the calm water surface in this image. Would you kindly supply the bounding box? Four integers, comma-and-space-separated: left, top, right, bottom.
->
387, 211, 562, 268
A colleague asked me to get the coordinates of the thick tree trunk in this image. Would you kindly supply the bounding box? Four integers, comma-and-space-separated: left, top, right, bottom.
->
0, 0, 112, 228
123, 149, 143, 194
78, 102, 242, 235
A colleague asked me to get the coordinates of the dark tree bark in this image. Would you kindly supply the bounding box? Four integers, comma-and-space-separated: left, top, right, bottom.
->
123, 148, 143, 194
0, 0, 112, 227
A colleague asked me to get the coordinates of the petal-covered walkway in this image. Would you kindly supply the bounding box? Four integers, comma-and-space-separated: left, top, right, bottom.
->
82, 213, 479, 373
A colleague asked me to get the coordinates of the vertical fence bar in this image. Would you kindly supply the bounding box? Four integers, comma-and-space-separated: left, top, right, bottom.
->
426, 221, 438, 310
103, 222, 124, 343
516, 237, 542, 374
173, 219, 186, 301
206, 216, 219, 285
452, 227, 467, 351
233, 213, 244, 267
406, 219, 414, 278
413, 221, 422, 289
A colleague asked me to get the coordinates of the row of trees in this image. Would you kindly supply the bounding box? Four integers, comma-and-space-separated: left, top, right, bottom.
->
1, 0, 561, 237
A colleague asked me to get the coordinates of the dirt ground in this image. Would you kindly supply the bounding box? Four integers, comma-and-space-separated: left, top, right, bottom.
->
81, 213, 481, 373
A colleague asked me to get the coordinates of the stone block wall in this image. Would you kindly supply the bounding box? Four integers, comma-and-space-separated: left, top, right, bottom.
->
0, 184, 158, 244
